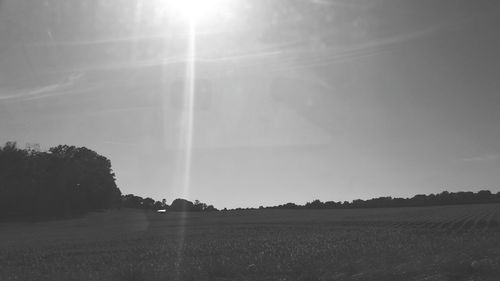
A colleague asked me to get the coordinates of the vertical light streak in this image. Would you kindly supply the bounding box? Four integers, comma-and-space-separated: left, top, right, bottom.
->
175, 19, 197, 277
181, 20, 196, 200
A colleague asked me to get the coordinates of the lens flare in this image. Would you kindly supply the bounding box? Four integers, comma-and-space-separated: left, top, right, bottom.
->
181, 21, 196, 200
173, 20, 197, 277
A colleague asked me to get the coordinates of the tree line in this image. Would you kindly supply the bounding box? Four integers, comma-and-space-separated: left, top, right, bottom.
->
259, 190, 500, 210
121, 195, 218, 212
2, 141, 498, 218
0, 141, 217, 220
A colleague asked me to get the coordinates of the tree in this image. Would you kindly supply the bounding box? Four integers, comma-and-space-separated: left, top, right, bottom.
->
0, 142, 122, 219
204, 205, 218, 212
170, 198, 194, 212
193, 199, 207, 211
122, 194, 143, 208
142, 197, 155, 209
305, 199, 324, 209
153, 201, 164, 210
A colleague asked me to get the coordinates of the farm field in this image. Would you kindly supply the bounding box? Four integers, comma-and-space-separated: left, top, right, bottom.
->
1, 204, 500, 281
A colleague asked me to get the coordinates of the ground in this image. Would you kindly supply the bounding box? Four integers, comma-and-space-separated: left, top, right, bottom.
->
1, 204, 500, 281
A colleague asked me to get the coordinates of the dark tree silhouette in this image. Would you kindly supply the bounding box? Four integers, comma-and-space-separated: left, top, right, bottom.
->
169, 198, 195, 212
0, 142, 121, 220
3, 141, 496, 216
262, 190, 500, 211
121, 194, 143, 208
142, 197, 155, 209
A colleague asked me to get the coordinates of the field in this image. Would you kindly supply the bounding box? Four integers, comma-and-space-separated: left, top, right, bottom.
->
1, 204, 500, 281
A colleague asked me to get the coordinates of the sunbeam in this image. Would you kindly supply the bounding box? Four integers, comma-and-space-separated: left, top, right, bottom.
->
180, 20, 197, 200
174, 19, 197, 276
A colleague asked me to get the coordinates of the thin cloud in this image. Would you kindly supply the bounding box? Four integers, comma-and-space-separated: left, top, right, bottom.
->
84, 106, 158, 116
0, 73, 84, 102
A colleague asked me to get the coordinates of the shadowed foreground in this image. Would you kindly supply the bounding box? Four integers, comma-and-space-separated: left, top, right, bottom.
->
1, 204, 500, 281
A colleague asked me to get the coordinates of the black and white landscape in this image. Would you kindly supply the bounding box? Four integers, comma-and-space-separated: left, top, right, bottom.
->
1, 0, 500, 280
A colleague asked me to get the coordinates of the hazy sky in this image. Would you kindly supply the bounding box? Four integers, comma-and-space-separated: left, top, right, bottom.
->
1, 0, 500, 208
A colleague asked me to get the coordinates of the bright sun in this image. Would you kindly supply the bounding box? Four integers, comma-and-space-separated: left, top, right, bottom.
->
168, 0, 231, 23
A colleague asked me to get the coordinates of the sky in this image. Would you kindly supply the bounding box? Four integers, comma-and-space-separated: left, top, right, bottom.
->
1, 0, 500, 209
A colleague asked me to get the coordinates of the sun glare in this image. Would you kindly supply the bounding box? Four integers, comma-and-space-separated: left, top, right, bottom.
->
168, 0, 231, 23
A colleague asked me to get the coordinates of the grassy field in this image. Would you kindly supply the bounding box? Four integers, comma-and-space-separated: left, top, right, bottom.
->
1, 204, 500, 281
